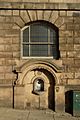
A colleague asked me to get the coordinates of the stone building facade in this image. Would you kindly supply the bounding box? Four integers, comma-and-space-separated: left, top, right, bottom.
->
0, 0, 80, 114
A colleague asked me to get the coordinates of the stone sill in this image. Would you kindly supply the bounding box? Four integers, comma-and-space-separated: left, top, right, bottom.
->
32, 90, 46, 95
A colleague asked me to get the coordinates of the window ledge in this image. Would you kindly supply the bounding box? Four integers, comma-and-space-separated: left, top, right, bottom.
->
32, 90, 46, 95
21, 57, 53, 59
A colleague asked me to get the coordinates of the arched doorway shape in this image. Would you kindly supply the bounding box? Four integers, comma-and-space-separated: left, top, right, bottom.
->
16, 60, 59, 85
14, 60, 63, 110
23, 68, 55, 110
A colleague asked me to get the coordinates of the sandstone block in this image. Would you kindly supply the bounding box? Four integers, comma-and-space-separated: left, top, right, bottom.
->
74, 59, 80, 65
60, 51, 66, 58
75, 73, 80, 79
59, 30, 73, 37
59, 11, 67, 16
12, 10, 19, 16
62, 58, 74, 65
0, 10, 12, 16
74, 37, 80, 44
74, 45, 80, 50
66, 37, 73, 44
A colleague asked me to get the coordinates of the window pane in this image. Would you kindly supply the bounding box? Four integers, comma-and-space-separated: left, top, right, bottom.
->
30, 44, 48, 56
23, 44, 29, 56
30, 23, 48, 42
23, 27, 29, 42
50, 45, 58, 58
50, 28, 57, 44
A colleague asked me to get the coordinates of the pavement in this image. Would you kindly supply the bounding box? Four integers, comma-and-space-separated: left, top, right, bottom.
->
0, 107, 80, 120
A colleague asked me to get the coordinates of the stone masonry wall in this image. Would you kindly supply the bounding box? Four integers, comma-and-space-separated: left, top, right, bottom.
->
0, 1, 80, 108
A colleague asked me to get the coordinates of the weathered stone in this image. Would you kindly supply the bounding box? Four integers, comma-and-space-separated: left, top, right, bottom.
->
0, 0, 80, 111
0, 45, 4, 51
59, 44, 66, 50
74, 59, 80, 65
27, 10, 37, 21
45, 3, 58, 9
4, 45, 12, 52
0, 52, 13, 58
67, 65, 80, 72
0, 23, 13, 30
68, 79, 80, 85
12, 44, 20, 51
4, 66, 13, 72
0, 10, 12, 16
13, 16, 25, 28
66, 44, 74, 51
43, 11, 52, 21
59, 44, 74, 51
5, 73, 16, 80
0, 73, 4, 80
59, 11, 67, 16
59, 30, 73, 37
67, 24, 74, 30
59, 24, 66, 30
74, 17, 80, 23
0, 16, 6, 22
0, 58, 5, 65
5, 16, 14, 23
66, 37, 73, 44
74, 31, 80, 37
20, 10, 30, 24
39, 0, 48, 2
74, 37, 80, 44
5, 29, 20, 37
37, 10, 43, 20
67, 11, 74, 16
13, 52, 20, 58
5, 59, 16, 66
63, 17, 74, 23
62, 58, 74, 65
0, 87, 12, 107
12, 10, 19, 16
55, 17, 64, 28
3, 37, 12, 44
12, 37, 19, 44
74, 51, 80, 58
63, 73, 74, 79
67, 51, 75, 58
60, 51, 66, 58
59, 37, 66, 44
74, 45, 80, 50
50, 11, 58, 23
0, 66, 5, 73
75, 73, 80, 79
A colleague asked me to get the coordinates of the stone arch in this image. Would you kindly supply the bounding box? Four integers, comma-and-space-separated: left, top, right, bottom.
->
15, 59, 63, 84
16, 60, 57, 110
16, 60, 62, 85
13, 10, 64, 28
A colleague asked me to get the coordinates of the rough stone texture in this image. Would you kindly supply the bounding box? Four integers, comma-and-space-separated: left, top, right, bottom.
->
0, 86, 12, 107
0, 1, 80, 114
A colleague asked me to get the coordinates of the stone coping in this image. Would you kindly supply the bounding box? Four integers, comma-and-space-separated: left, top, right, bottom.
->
0, 2, 80, 10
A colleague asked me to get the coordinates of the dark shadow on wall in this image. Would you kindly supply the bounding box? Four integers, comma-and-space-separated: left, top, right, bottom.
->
65, 90, 73, 115
48, 86, 55, 111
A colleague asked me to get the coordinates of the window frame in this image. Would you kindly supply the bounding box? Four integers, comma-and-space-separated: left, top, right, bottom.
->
21, 22, 59, 59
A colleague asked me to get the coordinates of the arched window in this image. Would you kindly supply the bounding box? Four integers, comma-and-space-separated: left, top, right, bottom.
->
21, 21, 59, 59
